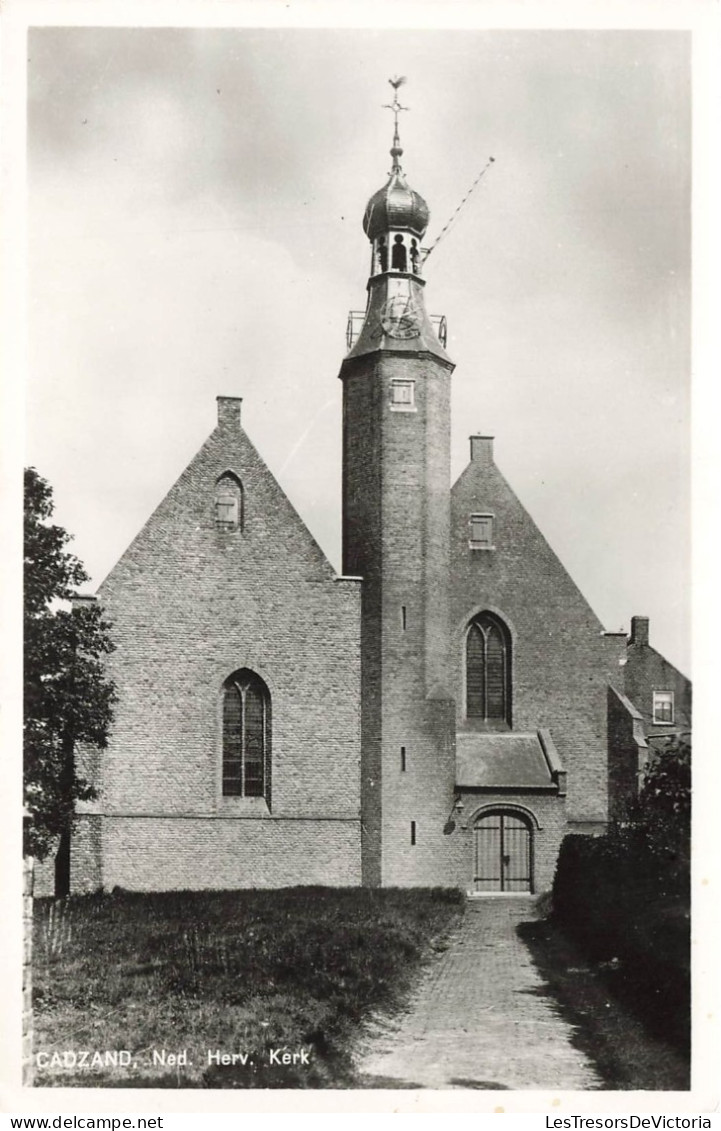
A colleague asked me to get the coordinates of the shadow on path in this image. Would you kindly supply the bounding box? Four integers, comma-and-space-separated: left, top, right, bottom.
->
517, 917, 690, 1091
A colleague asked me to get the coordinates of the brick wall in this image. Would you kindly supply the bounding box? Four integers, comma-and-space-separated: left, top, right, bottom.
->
607, 684, 648, 822
342, 352, 458, 887
23, 857, 34, 1085
70, 815, 103, 893
624, 617, 692, 741
445, 793, 568, 894
101, 817, 361, 890
32, 854, 55, 898
73, 400, 362, 892
450, 441, 622, 829
342, 366, 384, 885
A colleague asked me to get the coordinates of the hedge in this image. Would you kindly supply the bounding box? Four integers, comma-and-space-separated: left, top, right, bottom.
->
551, 833, 689, 1051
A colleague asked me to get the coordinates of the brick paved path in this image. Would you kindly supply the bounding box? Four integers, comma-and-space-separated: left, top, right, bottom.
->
355, 897, 601, 1090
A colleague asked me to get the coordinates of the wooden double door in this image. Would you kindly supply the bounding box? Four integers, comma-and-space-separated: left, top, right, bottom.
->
472, 811, 532, 893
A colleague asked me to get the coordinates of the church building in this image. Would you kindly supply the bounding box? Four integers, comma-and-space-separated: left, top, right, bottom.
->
35, 86, 689, 899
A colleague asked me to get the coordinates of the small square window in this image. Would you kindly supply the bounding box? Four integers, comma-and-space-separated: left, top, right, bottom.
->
653, 691, 674, 724
469, 513, 494, 549
390, 379, 416, 412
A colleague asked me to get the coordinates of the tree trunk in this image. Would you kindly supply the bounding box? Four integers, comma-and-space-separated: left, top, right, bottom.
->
54, 828, 71, 898
55, 727, 75, 898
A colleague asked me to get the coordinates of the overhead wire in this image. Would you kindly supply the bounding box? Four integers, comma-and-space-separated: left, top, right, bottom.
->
422, 157, 495, 263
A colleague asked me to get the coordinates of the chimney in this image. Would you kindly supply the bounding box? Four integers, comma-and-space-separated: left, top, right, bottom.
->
630, 616, 649, 646
217, 396, 242, 430
470, 435, 494, 465
71, 594, 96, 612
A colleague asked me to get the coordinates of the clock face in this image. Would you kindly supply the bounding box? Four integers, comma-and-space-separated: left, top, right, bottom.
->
378, 296, 421, 339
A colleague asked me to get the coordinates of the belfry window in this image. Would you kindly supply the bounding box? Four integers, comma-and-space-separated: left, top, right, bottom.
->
215, 472, 243, 531
377, 237, 388, 273
222, 669, 271, 800
466, 613, 511, 726
391, 234, 407, 271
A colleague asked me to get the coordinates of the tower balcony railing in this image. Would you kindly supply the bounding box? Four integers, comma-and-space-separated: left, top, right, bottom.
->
346, 311, 448, 352
346, 311, 366, 352
430, 314, 448, 349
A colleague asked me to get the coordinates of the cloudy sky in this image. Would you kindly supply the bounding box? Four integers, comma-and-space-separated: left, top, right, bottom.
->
26, 23, 691, 673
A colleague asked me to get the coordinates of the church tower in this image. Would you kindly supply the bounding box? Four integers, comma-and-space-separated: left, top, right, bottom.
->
340, 79, 457, 886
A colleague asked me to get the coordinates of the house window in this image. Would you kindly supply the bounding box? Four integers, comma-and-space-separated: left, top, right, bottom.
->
222, 669, 271, 799
215, 472, 243, 531
466, 612, 511, 726
653, 690, 674, 724
469, 513, 494, 550
390, 379, 415, 412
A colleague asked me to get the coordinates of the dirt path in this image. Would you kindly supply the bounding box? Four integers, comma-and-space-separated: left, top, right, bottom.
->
354, 897, 601, 1090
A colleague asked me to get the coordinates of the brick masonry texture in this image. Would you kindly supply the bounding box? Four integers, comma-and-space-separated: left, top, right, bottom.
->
101, 817, 360, 891
447, 794, 567, 894
71, 406, 362, 892
623, 628, 692, 742
45, 147, 688, 900
342, 352, 458, 887
335, 343, 630, 892
450, 446, 627, 830
33, 856, 55, 898
57, 371, 686, 894
59, 388, 666, 895
607, 685, 648, 823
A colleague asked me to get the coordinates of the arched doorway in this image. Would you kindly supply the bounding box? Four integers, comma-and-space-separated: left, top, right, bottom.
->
472, 810, 533, 893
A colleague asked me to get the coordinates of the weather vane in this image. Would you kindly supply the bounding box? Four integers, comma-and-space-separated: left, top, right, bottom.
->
383, 75, 409, 172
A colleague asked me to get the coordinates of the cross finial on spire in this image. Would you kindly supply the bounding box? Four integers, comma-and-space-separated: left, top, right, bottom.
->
383, 75, 409, 173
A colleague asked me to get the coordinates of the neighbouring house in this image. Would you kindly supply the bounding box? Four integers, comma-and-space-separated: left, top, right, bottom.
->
606, 615, 691, 824
623, 615, 692, 744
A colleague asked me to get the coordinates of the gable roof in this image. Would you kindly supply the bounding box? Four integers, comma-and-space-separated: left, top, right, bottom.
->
99, 405, 336, 594
451, 449, 606, 632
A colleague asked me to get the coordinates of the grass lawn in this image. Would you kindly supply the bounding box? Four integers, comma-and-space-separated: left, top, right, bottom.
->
32, 886, 463, 1088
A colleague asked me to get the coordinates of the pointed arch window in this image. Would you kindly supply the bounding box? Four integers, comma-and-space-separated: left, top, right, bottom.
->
222, 669, 271, 800
466, 613, 511, 726
215, 472, 243, 531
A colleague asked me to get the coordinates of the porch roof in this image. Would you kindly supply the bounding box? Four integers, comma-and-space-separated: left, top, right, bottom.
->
455, 730, 564, 791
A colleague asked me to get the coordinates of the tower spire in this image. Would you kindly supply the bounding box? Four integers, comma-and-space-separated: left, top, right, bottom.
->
352, 76, 450, 363
383, 75, 408, 173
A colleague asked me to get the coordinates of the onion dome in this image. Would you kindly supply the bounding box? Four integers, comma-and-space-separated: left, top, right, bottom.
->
363, 77, 430, 241
363, 170, 430, 241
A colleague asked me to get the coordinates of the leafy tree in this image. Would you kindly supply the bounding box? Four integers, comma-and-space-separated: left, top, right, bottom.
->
634, 736, 691, 863
24, 467, 116, 879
